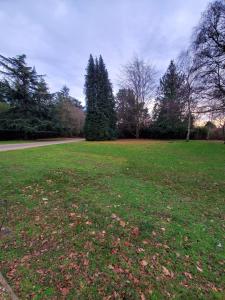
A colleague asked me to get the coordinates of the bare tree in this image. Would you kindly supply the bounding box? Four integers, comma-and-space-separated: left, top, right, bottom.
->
177, 50, 199, 141
119, 56, 157, 138
57, 100, 85, 136
192, 0, 225, 141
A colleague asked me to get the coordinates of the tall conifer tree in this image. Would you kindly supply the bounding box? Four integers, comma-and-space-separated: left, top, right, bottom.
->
84, 54, 117, 140
153, 61, 187, 133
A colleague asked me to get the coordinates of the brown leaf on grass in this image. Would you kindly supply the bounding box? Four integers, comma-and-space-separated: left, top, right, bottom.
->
85, 220, 92, 225
162, 266, 174, 278
184, 272, 193, 279
136, 247, 145, 253
60, 287, 70, 296
111, 213, 117, 219
112, 238, 120, 247
152, 231, 157, 236
131, 227, 140, 237
113, 265, 124, 273
142, 240, 149, 245
196, 266, 203, 272
140, 260, 148, 267
35, 216, 40, 222
119, 220, 126, 227
140, 293, 146, 300
83, 258, 89, 266
69, 212, 76, 218
124, 241, 132, 247
111, 248, 118, 255
108, 264, 114, 270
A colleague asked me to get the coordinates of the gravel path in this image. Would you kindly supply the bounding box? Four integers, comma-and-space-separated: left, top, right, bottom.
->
0, 138, 84, 152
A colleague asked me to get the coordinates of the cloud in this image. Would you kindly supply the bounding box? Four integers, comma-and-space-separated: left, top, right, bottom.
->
0, 0, 210, 102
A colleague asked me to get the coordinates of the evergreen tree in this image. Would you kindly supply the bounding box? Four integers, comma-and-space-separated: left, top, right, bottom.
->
84, 55, 99, 140
116, 89, 139, 137
153, 61, 187, 137
0, 55, 40, 115
84, 54, 117, 140
0, 54, 55, 136
33, 77, 53, 118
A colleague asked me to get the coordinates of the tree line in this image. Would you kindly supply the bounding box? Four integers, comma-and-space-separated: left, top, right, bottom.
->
0, 0, 224, 141
85, 0, 225, 142
0, 55, 84, 139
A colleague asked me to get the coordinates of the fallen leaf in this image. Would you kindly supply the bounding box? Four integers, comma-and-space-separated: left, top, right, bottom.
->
83, 259, 89, 266
85, 220, 92, 225
124, 241, 132, 247
136, 247, 145, 253
119, 220, 126, 227
162, 266, 174, 278
140, 293, 146, 300
131, 227, 140, 237
184, 272, 193, 279
108, 264, 114, 270
196, 266, 203, 272
69, 212, 76, 218
142, 240, 149, 245
140, 260, 148, 267
111, 248, 118, 254
60, 287, 70, 296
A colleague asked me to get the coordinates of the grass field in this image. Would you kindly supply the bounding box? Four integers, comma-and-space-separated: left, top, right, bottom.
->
0, 140, 224, 299
0, 140, 33, 144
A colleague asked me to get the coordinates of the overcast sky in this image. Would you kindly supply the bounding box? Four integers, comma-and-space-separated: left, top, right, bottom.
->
0, 0, 210, 102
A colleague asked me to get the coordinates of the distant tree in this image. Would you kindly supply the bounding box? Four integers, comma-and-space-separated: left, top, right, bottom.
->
119, 56, 157, 138
84, 54, 117, 140
116, 88, 148, 137
153, 61, 187, 137
54, 85, 84, 136
205, 121, 216, 140
0, 102, 10, 114
177, 50, 199, 141
0, 79, 11, 103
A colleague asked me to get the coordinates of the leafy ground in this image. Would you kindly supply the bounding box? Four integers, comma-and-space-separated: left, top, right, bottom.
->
0, 140, 224, 299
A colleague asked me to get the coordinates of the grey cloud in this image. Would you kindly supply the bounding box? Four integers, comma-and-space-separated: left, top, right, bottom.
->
0, 0, 210, 102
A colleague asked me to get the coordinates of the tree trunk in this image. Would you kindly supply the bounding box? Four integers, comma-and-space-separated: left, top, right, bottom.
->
186, 100, 191, 142
135, 123, 140, 139
135, 103, 140, 139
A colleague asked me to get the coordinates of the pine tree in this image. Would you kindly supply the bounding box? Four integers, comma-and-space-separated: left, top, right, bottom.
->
84, 55, 98, 140
153, 61, 187, 136
84, 54, 117, 140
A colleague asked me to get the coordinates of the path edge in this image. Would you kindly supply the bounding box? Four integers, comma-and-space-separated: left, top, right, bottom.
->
0, 272, 19, 300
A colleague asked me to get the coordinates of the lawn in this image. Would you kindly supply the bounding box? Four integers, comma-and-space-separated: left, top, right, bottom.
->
0, 140, 33, 144
0, 140, 224, 299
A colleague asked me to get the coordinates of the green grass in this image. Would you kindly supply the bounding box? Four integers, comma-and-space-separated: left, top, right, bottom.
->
0, 140, 224, 299
0, 140, 32, 144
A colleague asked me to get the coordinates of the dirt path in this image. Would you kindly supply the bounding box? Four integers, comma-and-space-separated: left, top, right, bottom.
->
0, 138, 84, 152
